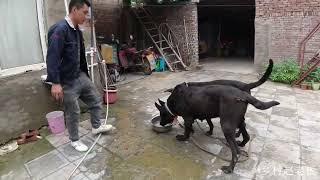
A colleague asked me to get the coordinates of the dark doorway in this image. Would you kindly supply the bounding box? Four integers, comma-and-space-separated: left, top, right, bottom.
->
198, 0, 255, 62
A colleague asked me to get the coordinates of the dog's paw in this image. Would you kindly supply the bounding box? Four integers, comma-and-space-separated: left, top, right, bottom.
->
205, 131, 213, 136
221, 166, 233, 174
236, 140, 246, 147
176, 134, 188, 141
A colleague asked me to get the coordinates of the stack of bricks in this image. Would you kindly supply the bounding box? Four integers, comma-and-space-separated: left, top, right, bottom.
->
255, 0, 320, 67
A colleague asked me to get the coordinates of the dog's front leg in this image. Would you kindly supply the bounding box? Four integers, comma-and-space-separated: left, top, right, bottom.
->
176, 118, 194, 141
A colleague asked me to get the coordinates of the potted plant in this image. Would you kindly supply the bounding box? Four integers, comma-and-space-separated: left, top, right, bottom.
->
311, 80, 320, 90
300, 74, 313, 90
300, 80, 310, 90
306, 77, 313, 90
310, 68, 320, 90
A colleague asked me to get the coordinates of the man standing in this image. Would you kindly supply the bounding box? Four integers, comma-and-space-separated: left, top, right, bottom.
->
46, 0, 112, 152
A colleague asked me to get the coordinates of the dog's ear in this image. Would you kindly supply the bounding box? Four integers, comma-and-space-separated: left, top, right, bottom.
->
183, 82, 189, 87
155, 102, 161, 110
164, 88, 173, 93
158, 99, 165, 106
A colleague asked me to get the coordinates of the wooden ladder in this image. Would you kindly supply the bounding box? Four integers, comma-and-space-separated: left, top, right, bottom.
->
132, 7, 187, 71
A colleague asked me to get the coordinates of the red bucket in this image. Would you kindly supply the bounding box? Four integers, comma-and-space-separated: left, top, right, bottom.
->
103, 86, 118, 104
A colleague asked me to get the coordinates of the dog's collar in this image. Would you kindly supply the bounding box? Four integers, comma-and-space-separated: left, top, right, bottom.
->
164, 102, 175, 116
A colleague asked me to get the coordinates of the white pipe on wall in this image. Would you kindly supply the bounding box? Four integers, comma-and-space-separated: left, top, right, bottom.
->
36, 0, 47, 62
64, 0, 69, 15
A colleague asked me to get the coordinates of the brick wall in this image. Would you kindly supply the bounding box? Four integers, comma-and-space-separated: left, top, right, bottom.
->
87, 0, 320, 70
149, 3, 199, 67
93, 0, 122, 37
256, 0, 320, 17
45, 0, 122, 38
255, 0, 320, 69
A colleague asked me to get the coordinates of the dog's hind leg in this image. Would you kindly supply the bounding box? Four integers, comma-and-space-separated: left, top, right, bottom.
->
235, 129, 241, 138
235, 117, 245, 138
221, 127, 238, 174
176, 117, 194, 141
237, 121, 250, 147
205, 118, 214, 135
219, 101, 242, 174
232, 134, 241, 154
190, 125, 194, 134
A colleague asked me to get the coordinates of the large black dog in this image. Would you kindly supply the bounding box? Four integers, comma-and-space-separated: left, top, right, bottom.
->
164, 59, 274, 147
155, 83, 279, 173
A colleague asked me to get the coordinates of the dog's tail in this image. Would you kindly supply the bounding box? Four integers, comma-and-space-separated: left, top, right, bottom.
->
243, 94, 280, 110
244, 59, 273, 90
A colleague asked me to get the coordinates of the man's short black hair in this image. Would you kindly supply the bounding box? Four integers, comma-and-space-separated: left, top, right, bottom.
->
69, 0, 91, 13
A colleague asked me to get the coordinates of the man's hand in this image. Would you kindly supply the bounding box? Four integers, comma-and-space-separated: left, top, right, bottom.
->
51, 84, 63, 102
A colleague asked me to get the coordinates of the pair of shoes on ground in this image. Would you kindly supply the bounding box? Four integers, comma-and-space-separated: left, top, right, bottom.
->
17, 130, 40, 145
71, 124, 113, 152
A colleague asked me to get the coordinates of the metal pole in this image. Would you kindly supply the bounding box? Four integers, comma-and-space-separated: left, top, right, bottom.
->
64, 0, 69, 15
183, 17, 190, 66
90, 0, 94, 48
89, 0, 95, 83
183, 17, 190, 57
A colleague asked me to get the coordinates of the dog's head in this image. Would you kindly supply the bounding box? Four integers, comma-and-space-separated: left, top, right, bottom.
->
155, 99, 176, 126
164, 82, 188, 93
156, 83, 189, 126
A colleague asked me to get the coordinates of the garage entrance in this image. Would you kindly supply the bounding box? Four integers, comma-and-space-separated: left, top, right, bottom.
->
198, 0, 255, 65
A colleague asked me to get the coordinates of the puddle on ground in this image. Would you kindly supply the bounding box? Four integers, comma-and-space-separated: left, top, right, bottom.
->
107, 144, 204, 180
105, 88, 205, 179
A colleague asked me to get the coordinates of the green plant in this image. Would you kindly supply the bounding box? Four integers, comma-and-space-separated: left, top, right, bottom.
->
267, 59, 301, 84
309, 67, 320, 82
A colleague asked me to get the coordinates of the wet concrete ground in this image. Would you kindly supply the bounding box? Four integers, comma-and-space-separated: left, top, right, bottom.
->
1, 63, 320, 180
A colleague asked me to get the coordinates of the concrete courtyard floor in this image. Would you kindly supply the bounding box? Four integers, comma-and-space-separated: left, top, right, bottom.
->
1, 64, 320, 180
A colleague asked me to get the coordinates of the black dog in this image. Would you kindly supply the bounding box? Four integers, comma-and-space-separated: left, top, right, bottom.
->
155, 83, 279, 173
164, 59, 274, 147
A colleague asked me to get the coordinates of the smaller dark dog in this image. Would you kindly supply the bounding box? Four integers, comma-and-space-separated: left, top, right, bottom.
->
164, 59, 274, 147
156, 83, 279, 173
